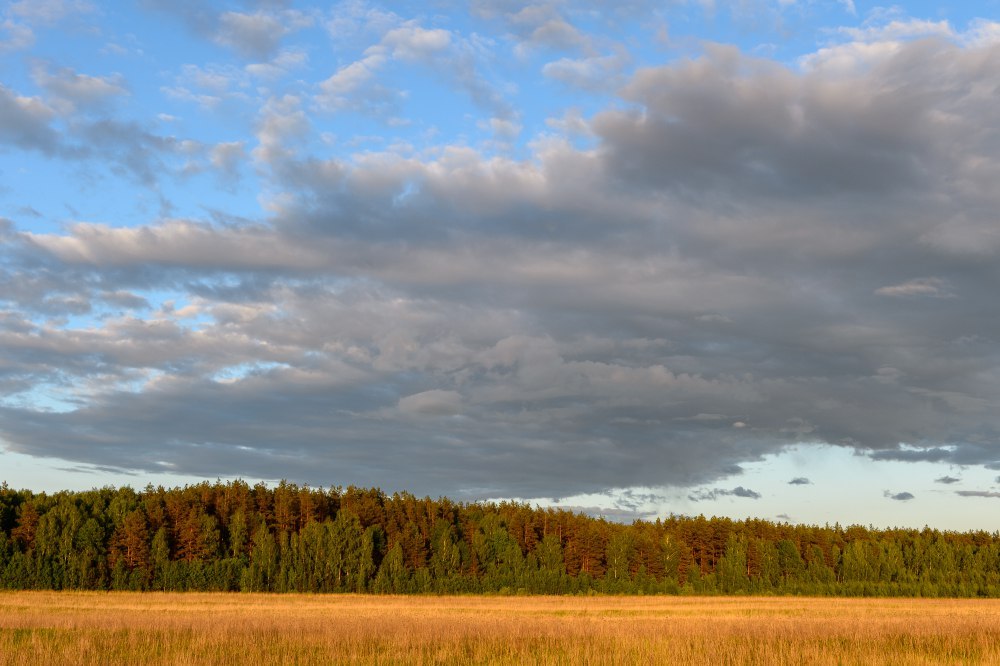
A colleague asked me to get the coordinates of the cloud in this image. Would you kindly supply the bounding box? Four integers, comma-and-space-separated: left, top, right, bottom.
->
875, 277, 952, 298
963, 20, 1000, 48
31, 63, 128, 114
956, 491, 1000, 499
473, 2, 580, 48
23, 219, 326, 270
0, 19, 34, 52
245, 49, 309, 80
542, 52, 630, 91
8, 0, 92, 25
2, 27, 1000, 502
837, 18, 954, 45
788, 477, 811, 485
0, 85, 60, 154
317, 22, 511, 121
141, 4, 311, 60
934, 475, 960, 484
398, 389, 463, 416
208, 141, 246, 182
870, 448, 954, 463
215, 11, 290, 60
316, 51, 392, 114
689, 486, 762, 502
382, 25, 452, 61
885, 491, 915, 501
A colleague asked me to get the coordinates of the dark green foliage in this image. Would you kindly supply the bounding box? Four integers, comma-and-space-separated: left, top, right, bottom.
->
1, 480, 999, 596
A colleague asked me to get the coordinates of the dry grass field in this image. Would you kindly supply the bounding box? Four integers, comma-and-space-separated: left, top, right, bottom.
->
2, 592, 1000, 665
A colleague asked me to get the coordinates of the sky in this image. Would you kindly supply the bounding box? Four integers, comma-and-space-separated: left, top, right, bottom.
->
1, 0, 1000, 531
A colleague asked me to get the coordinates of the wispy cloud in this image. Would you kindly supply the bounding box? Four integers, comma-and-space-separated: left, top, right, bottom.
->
689, 486, 762, 502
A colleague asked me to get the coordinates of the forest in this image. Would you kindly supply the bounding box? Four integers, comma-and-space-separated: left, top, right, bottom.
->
1, 480, 998, 597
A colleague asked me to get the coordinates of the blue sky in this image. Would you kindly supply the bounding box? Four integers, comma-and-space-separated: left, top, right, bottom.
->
2, 0, 1000, 530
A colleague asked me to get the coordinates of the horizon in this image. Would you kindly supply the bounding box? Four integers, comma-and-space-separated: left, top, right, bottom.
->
1, 0, 999, 532
5, 475, 1000, 535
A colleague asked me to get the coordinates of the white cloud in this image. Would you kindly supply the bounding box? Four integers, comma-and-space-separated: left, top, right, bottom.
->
253, 95, 310, 165
31, 64, 127, 114
0, 19, 34, 52
214, 10, 313, 59
486, 117, 522, 139
963, 20, 1000, 48
382, 24, 452, 61
398, 389, 463, 416
542, 52, 629, 91
209, 141, 246, 180
8, 0, 92, 25
874, 278, 952, 298
319, 51, 387, 98
245, 49, 309, 79
838, 18, 954, 43
0, 85, 58, 153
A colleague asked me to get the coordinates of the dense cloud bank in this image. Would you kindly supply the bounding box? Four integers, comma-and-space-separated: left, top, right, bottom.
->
0, 4, 999, 502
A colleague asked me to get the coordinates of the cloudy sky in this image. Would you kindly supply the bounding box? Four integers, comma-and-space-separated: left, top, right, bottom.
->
2, 0, 999, 529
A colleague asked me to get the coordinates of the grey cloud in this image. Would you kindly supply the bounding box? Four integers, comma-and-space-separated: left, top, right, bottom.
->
0, 81, 200, 187
139, 0, 215, 33
471, 1, 590, 52
75, 119, 186, 186
3, 34, 1000, 501
886, 491, 915, 501
469, 0, 665, 54
595, 45, 933, 198
209, 141, 247, 183
215, 11, 290, 60
870, 448, 955, 463
397, 389, 463, 416
788, 477, 811, 485
956, 490, 1000, 499
141, 3, 310, 60
934, 475, 961, 484
689, 486, 762, 502
31, 63, 128, 113
0, 85, 60, 154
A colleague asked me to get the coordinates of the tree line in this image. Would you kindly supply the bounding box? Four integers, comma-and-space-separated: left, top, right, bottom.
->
1, 480, 999, 596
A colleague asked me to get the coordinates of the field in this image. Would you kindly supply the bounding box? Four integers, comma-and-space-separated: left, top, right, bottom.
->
2, 593, 1000, 665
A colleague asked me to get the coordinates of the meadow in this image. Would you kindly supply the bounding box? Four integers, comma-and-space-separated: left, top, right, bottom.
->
2, 593, 1000, 665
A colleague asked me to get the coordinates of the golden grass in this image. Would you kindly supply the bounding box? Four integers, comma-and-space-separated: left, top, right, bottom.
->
2, 592, 1000, 665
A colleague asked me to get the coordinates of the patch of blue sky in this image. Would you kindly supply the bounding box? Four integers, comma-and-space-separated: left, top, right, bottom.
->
517, 443, 1000, 531
307, 67, 482, 159
1, 382, 81, 414
157, 168, 264, 224
52, 289, 210, 332
213, 361, 289, 384
0, 156, 75, 234
724, 443, 1000, 531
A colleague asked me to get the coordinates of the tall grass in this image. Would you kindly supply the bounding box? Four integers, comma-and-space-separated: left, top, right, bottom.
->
3, 592, 1000, 664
